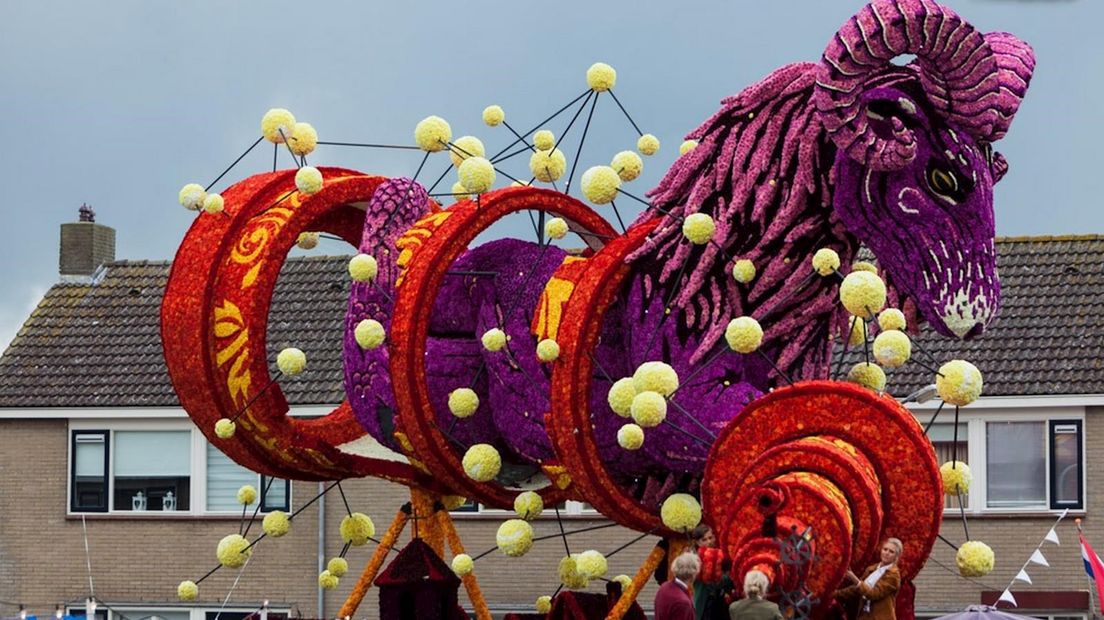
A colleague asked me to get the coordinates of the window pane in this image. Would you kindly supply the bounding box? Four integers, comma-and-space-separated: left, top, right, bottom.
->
74, 435, 105, 476
986, 421, 1045, 508
115, 431, 190, 476
207, 443, 258, 511
1052, 423, 1081, 507
931, 423, 968, 510
72, 433, 107, 511
261, 476, 289, 512
114, 611, 190, 620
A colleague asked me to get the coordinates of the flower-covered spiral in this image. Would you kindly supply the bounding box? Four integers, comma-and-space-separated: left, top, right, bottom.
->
559, 555, 589, 590
214, 418, 236, 439
216, 533, 252, 568
725, 316, 763, 354
873, 330, 911, 368
848, 362, 886, 392
340, 513, 376, 546
537, 338, 560, 362
840, 271, 887, 318
296, 232, 320, 250
576, 550, 608, 579
462, 444, 502, 482
414, 115, 451, 152
536, 596, 552, 614
632, 361, 679, 396
608, 378, 637, 417
812, 248, 841, 276
448, 387, 480, 418
451, 181, 470, 201
355, 319, 386, 350
177, 580, 198, 601
586, 62, 616, 91
940, 461, 972, 496
450, 135, 486, 167
530, 148, 567, 182
481, 328, 507, 352
295, 166, 323, 195
847, 316, 867, 348
496, 519, 535, 557
237, 484, 257, 505
318, 570, 339, 590
580, 166, 621, 204
630, 391, 667, 428
262, 510, 290, 537
327, 557, 349, 577
261, 108, 295, 143
348, 254, 379, 282
956, 541, 995, 577
637, 134, 660, 156
732, 259, 756, 284
681, 213, 715, 245
937, 360, 983, 406
179, 183, 206, 211
545, 217, 569, 240
514, 490, 544, 520
660, 493, 702, 534
451, 553, 474, 576
482, 105, 505, 127
617, 423, 644, 450
533, 130, 555, 151
276, 347, 306, 376
611, 150, 643, 182
458, 156, 496, 193
878, 308, 907, 332
679, 140, 699, 155
202, 193, 225, 214
288, 122, 318, 156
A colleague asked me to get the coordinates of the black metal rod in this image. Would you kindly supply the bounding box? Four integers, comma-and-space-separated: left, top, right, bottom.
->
564, 92, 600, 195
667, 398, 718, 440
317, 141, 422, 150
337, 481, 353, 516
206, 136, 265, 191
922, 401, 947, 435
488, 89, 591, 162
608, 89, 644, 136
230, 372, 283, 422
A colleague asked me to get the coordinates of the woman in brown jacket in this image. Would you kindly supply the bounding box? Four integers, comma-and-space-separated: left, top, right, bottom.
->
835, 538, 903, 620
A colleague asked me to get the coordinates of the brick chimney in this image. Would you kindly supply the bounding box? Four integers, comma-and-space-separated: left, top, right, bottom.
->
59, 203, 115, 282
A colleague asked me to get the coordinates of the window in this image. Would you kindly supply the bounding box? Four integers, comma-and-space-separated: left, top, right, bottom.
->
929, 423, 968, 510
985, 419, 1083, 511
450, 499, 593, 516
1050, 421, 1083, 510
206, 444, 290, 512
114, 431, 191, 511
71, 431, 109, 512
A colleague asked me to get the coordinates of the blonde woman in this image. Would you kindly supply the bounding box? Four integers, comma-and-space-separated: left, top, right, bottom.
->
728, 570, 782, 620
835, 538, 903, 620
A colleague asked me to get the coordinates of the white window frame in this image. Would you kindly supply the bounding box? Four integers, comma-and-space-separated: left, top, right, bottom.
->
451, 499, 597, 518
64, 604, 291, 620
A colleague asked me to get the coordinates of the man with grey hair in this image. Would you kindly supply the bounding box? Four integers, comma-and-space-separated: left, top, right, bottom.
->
655, 551, 701, 619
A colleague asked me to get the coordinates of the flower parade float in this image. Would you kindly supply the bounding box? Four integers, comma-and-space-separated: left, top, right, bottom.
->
161, 1, 1035, 618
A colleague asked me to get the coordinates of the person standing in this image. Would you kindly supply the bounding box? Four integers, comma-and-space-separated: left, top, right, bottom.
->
693, 525, 734, 620
835, 538, 904, 620
728, 570, 782, 620
656, 552, 701, 620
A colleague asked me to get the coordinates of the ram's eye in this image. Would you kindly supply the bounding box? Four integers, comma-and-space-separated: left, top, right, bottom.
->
927, 166, 959, 196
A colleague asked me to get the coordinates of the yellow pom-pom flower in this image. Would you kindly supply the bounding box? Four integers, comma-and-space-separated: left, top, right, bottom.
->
576, 550, 608, 579
483, 105, 505, 127
812, 248, 841, 276
545, 217, 569, 240
681, 213, 715, 245
586, 62, 617, 91
607, 377, 637, 417
937, 360, 983, 406
262, 510, 290, 538
956, 541, 995, 577
237, 484, 257, 505
660, 493, 702, 534
533, 130, 555, 151
732, 259, 756, 284
450, 135, 486, 167
214, 418, 236, 439
202, 193, 225, 214
216, 533, 252, 568
288, 122, 318, 156
448, 387, 480, 418
847, 316, 867, 348
458, 156, 496, 193
296, 232, 319, 250
530, 148, 567, 183
481, 328, 507, 352
348, 254, 379, 282
462, 444, 502, 482
514, 490, 544, 520
611, 150, 643, 182
580, 166, 621, 204
617, 423, 645, 450
277, 347, 307, 376
340, 512, 376, 546
632, 361, 679, 396
496, 519, 535, 557
177, 580, 198, 601
451, 181, 470, 201
873, 330, 911, 368
451, 553, 474, 576
355, 319, 386, 350
848, 362, 886, 392
637, 134, 660, 156
851, 261, 878, 274
940, 461, 971, 496
679, 140, 699, 155
328, 557, 349, 577
318, 570, 339, 590
725, 316, 763, 354
261, 108, 296, 143
295, 166, 323, 195
536, 596, 552, 614
613, 574, 632, 590
179, 183, 206, 211
878, 308, 907, 332
535, 337, 558, 362
631, 391, 667, 428
559, 555, 589, 590
414, 115, 452, 152
839, 271, 887, 318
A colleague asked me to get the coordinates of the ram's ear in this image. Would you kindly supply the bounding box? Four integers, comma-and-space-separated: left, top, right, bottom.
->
859, 87, 927, 142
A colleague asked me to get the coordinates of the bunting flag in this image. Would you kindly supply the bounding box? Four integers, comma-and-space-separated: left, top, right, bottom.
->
998, 590, 1017, 607
1080, 531, 1104, 614
1014, 569, 1032, 584
1044, 528, 1060, 545
994, 510, 1069, 608
1029, 549, 1050, 567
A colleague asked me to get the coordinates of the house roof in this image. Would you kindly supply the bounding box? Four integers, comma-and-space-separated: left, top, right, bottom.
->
1, 235, 1103, 409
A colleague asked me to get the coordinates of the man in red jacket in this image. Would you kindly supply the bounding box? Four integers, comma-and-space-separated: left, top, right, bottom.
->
655, 552, 701, 620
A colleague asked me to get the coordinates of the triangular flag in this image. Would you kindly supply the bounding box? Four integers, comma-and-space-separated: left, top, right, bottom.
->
1045, 528, 1060, 545
1015, 569, 1033, 584
998, 590, 1018, 607
1029, 549, 1050, 566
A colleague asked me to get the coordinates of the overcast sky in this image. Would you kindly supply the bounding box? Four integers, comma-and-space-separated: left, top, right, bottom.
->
1, 0, 1100, 353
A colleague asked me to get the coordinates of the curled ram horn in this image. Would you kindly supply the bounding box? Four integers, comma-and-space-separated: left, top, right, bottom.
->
981, 31, 1036, 142
814, 0, 1001, 169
